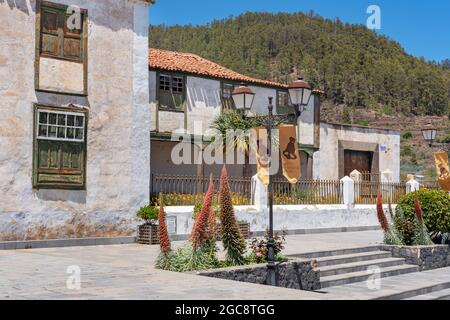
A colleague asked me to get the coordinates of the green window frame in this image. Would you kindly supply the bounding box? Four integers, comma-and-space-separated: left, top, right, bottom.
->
39, 1, 87, 63
276, 90, 292, 114
157, 73, 186, 111
33, 105, 87, 190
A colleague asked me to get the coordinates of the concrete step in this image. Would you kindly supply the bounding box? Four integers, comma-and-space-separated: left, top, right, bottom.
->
319, 257, 406, 277
290, 245, 381, 259
315, 251, 392, 267
321, 264, 419, 288
376, 283, 450, 300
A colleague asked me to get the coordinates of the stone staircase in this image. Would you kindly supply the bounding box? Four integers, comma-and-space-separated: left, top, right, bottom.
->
290, 246, 419, 288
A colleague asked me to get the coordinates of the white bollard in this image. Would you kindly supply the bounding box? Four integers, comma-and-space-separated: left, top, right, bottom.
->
341, 176, 355, 209
406, 179, 420, 193
251, 174, 267, 209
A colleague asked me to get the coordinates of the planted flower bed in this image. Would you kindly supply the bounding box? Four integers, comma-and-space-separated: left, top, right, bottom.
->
375, 190, 450, 271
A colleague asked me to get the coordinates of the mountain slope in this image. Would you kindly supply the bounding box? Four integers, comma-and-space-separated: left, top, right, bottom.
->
149, 11, 449, 118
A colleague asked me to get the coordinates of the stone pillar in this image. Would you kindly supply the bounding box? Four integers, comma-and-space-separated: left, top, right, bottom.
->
341, 176, 355, 208
349, 170, 361, 201
406, 179, 420, 193
252, 174, 267, 209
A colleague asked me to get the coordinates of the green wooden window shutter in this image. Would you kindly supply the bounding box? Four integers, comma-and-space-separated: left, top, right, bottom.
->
158, 74, 185, 110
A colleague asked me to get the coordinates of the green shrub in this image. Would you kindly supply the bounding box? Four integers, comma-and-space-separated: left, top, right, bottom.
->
355, 119, 369, 127
441, 134, 450, 144
136, 205, 159, 222
402, 132, 413, 140
396, 189, 450, 235
401, 145, 413, 157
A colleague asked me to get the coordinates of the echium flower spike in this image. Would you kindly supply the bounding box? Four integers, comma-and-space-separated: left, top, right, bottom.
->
414, 197, 424, 223
157, 197, 171, 254
376, 192, 390, 233
191, 175, 214, 248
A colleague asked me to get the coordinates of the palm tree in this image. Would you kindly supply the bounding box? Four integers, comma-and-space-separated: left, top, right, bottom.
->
211, 109, 257, 177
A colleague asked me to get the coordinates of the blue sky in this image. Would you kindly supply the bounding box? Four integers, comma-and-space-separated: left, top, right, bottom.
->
149, 0, 449, 62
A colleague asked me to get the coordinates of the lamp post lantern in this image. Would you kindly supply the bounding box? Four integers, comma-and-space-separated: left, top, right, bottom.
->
288, 77, 313, 116
232, 79, 312, 287
231, 83, 255, 111
421, 122, 437, 147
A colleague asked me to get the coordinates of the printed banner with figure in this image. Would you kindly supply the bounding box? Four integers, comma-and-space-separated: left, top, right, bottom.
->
434, 151, 450, 191
253, 127, 270, 186
279, 124, 301, 184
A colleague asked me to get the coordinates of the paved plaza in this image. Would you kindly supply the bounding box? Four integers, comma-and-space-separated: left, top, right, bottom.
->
3, 230, 449, 300
0, 231, 383, 300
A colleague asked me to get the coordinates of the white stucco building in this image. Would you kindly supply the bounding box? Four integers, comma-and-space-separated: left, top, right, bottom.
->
0, 0, 153, 240
148, 48, 401, 195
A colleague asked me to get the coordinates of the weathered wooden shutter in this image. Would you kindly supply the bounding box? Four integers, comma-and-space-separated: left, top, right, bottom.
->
41, 8, 62, 57
63, 13, 83, 60
35, 140, 85, 188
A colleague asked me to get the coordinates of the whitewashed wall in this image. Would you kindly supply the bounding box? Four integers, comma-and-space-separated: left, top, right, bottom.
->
160, 204, 385, 237
0, 0, 151, 240
297, 96, 315, 146
313, 123, 401, 181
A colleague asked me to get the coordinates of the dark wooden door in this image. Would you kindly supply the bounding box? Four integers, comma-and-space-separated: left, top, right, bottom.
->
344, 150, 372, 178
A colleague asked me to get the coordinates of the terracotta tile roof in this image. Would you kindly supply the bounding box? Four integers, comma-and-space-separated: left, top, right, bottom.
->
149, 48, 287, 88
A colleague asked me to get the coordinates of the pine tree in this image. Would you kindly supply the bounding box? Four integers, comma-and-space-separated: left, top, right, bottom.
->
219, 166, 246, 265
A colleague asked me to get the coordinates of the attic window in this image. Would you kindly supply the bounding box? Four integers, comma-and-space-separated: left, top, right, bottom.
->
158, 73, 185, 111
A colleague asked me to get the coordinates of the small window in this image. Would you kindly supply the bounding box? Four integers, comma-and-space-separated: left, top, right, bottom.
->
221, 83, 236, 109
158, 73, 185, 111
40, 3, 86, 62
277, 90, 292, 114
33, 106, 87, 189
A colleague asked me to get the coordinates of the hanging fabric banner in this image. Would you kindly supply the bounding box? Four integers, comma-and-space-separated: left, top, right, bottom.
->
253, 127, 270, 186
434, 151, 450, 191
279, 124, 301, 184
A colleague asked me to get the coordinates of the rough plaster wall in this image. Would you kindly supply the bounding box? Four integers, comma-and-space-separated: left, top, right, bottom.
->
39, 57, 85, 93
0, 0, 150, 240
315, 124, 400, 181
149, 70, 157, 131
249, 85, 277, 114
158, 111, 184, 133
297, 96, 315, 146
186, 76, 221, 134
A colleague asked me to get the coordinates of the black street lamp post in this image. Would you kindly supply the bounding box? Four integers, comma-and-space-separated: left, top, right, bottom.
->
232, 79, 312, 287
